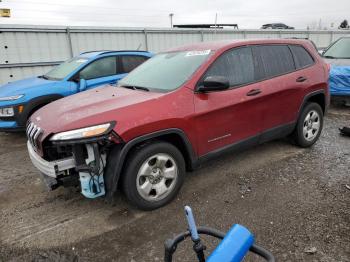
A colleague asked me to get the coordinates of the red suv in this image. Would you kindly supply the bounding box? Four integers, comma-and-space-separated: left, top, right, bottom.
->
27, 39, 330, 210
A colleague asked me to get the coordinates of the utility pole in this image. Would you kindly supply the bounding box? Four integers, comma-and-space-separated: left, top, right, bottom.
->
214, 13, 218, 35
169, 13, 174, 28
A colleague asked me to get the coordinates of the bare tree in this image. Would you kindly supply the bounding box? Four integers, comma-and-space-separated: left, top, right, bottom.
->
339, 20, 349, 29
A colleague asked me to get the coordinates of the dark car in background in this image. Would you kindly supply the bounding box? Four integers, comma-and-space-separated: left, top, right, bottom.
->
322, 37, 350, 105
261, 23, 294, 29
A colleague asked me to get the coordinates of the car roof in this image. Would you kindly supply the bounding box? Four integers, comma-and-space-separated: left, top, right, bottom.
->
167, 39, 312, 52
79, 50, 152, 58
263, 23, 285, 26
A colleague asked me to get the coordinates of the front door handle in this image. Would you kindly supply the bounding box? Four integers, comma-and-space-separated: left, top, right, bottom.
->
296, 76, 307, 82
246, 89, 262, 96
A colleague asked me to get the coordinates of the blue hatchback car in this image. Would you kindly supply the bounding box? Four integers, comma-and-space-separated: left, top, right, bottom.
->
0, 50, 152, 131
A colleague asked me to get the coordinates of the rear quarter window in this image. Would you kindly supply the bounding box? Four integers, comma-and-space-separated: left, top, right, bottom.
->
289, 45, 314, 69
253, 45, 295, 79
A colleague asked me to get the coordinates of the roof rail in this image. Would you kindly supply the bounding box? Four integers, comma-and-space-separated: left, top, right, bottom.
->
284, 37, 309, 40
283, 37, 319, 51
80, 50, 149, 55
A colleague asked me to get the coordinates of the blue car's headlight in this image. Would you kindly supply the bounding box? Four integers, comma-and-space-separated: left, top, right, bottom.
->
0, 94, 24, 101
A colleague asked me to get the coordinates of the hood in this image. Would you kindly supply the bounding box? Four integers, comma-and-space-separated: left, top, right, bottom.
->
0, 76, 59, 97
31, 85, 164, 139
323, 58, 350, 67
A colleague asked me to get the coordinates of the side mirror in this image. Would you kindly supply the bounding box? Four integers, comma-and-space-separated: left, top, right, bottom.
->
318, 49, 325, 56
79, 79, 87, 92
197, 76, 230, 93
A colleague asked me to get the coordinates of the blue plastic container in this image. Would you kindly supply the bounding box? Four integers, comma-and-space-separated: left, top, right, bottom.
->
207, 224, 254, 262
79, 172, 105, 198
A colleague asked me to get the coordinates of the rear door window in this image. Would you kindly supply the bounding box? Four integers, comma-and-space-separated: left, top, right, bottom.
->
120, 55, 149, 73
253, 45, 295, 79
204, 47, 255, 87
289, 45, 314, 69
79, 56, 117, 80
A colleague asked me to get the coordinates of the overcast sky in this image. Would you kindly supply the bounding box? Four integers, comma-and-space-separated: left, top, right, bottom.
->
1, 0, 349, 29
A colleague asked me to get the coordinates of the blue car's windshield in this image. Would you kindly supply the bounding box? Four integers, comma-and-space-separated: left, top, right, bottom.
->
323, 38, 350, 59
43, 57, 89, 80
118, 50, 211, 92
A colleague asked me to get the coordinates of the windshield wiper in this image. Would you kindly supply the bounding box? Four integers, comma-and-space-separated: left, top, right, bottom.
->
38, 75, 49, 80
120, 85, 149, 92
323, 55, 335, 59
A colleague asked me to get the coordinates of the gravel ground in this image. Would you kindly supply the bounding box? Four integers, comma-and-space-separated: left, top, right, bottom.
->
0, 106, 349, 262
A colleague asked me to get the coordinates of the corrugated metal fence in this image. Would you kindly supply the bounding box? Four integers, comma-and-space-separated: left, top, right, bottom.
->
1, 24, 349, 85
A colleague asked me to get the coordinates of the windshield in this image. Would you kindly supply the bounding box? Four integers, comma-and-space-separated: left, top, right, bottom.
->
323, 38, 350, 59
118, 50, 211, 92
44, 57, 89, 80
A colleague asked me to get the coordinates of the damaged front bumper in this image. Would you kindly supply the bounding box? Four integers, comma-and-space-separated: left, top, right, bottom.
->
27, 139, 110, 198
27, 141, 75, 178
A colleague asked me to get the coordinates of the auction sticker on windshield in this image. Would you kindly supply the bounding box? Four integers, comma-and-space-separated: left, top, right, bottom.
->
186, 50, 211, 57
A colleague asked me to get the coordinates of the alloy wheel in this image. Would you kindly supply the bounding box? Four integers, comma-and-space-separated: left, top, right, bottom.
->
136, 153, 178, 202
303, 110, 320, 141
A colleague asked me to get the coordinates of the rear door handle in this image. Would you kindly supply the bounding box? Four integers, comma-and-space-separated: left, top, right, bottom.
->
246, 89, 262, 96
296, 76, 307, 82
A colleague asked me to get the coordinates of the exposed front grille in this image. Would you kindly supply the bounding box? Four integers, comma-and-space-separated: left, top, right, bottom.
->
26, 122, 43, 149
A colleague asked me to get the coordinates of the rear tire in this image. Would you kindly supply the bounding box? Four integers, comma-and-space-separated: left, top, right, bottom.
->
293, 102, 323, 148
122, 141, 185, 210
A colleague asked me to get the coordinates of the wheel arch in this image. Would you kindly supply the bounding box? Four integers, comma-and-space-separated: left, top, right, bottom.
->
298, 90, 326, 117
18, 94, 64, 126
104, 128, 198, 199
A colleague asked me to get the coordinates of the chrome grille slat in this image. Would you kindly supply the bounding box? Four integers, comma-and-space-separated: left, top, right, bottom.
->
26, 122, 43, 150
26, 123, 34, 137
33, 127, 41, 148
29, 125, 37, 146
31, 127, 38, 146
26, 123, 32, 134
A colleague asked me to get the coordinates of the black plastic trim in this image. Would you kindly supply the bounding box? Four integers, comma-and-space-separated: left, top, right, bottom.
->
297, 89, 326, 116
199, 122, 297, 164
104, 128, 198, 198
259, 122, 296, 144
198, 134, 259, 163
0, 126, 25, 132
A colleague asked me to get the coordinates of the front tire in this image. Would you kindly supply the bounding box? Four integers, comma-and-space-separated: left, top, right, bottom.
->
122, 141, 185, 210
293, 102, 323, 147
